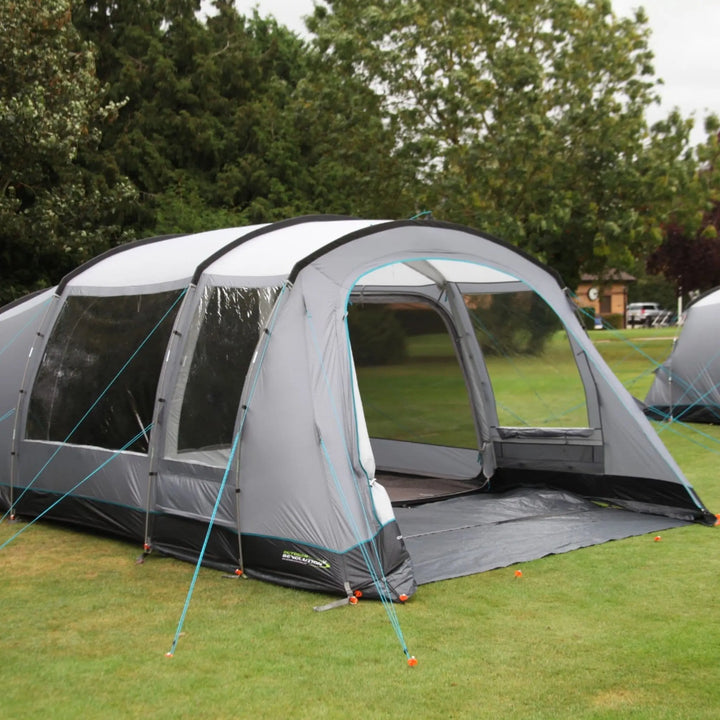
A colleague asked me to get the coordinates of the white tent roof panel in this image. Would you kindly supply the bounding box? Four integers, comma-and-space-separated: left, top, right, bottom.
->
691, 289, 720, 309
204, 219, 384, 280
65, 226, 264, 290
60, 218, 525, 294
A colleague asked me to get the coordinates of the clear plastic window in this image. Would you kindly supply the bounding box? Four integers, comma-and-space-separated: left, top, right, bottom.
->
465, 291, 589, 428
27, 291, 182, 452
175, 285, 280, 454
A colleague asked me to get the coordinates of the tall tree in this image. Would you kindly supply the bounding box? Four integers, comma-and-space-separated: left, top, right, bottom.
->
0, 0, 139, 304
74, 0, 412, 231
648, 118, 720, 297
308, 0, 698, 287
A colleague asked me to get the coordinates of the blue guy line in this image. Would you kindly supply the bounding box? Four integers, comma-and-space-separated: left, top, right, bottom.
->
0, 424, 152, 551
166, 430, 240, 658
4, 288, 187, 518
306, 309, 412, 662
318, 438, 411, 659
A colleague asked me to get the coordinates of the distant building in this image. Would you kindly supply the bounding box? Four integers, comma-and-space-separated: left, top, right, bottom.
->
576, 271, 635, 327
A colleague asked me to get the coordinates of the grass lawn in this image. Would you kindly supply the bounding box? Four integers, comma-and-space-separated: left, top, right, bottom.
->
2, 328, 720, 719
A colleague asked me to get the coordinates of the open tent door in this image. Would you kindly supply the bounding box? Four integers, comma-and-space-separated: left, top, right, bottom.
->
347, 259, 696, 584
347, 296, 486, 504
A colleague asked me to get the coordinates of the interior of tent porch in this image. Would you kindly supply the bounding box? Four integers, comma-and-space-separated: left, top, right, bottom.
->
345, 291, 694, 585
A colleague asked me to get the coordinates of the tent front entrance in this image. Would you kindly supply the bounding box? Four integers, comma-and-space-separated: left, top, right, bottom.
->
346, 280, 693, 584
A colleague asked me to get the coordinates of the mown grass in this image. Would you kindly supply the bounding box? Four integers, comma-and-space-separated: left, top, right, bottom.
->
2, 329, 720, 719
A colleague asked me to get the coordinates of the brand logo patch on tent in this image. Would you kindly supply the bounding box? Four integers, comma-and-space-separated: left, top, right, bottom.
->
282, 550, 330, 570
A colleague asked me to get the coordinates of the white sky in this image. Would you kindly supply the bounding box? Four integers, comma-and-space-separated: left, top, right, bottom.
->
230, 0, 719, 146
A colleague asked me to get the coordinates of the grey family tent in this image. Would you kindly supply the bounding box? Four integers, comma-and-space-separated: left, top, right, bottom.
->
0, 217, 714, 600
645, 287, 720, 424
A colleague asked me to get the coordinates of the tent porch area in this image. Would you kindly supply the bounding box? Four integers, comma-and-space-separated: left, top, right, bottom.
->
381, 477, 689, 584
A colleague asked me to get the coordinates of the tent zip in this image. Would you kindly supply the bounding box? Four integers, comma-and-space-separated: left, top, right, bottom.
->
230, 282, 291, 573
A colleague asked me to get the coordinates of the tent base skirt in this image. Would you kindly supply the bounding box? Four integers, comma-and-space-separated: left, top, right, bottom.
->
394, 487, 691, 585
644, 404, 720, 424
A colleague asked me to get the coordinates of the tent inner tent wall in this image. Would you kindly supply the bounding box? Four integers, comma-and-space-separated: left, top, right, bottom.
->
645, 287, 720, 424
0, 217, 714, 599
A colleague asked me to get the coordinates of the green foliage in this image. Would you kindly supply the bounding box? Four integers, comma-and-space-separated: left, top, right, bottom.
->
309, 0, 699, 288
3, 0, 715, 308
347, 304, 408, 365
73, 1, 413, 234
629, 274, 677, 309
647, 122, 720, 296
0, 0, 139, 304
468, 292, 561, 356
603, 312, 624, 330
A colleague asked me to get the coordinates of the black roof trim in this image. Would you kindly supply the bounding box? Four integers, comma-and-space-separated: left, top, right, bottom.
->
288, 218, 565, 288
190, 215, 356, 285
686, 285, 720, 312
56, 234, 182, 295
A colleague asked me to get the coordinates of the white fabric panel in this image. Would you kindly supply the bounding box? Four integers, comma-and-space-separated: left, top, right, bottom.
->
350, 349, 375, 480
357, 263, 438, 287
425, 259, 518, 284
66, 226, 263, 289
0, 289, 54, 320
370, 481, 395, 525
357, 259, 518, 288
204, 219, 383, 279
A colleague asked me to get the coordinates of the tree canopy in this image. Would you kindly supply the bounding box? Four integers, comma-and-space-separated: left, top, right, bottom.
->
72, 0, 412, 231
1, 0, 718, 304
648, 120, 720, 295
0, 0, 138, 304
308, 0, 700, 287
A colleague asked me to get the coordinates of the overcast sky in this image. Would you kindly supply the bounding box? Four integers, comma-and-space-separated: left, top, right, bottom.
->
230, 0, 718, 146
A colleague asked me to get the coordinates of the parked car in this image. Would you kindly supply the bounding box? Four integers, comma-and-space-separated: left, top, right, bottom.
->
625, 302, 666, 327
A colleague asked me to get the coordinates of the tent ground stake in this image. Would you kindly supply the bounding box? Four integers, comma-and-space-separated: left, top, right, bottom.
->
314, 582, 355, 611
313, 597, 351, 612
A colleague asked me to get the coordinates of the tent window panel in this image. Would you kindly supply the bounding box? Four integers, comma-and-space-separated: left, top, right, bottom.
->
465, 291, 589, 428
177, 286, 280, 453
348, 302, 477, 448
27, 291, 182, 452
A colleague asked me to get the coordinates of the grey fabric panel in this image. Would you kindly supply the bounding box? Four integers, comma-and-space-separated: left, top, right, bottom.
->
152, 462, 236, 529
0, 291, 53, 485
236, 276, 379, 550
371, 439, 482, 479
493, 437, 602, 473
395, 488, 690, 584
645, 304, 720, 414
15, 441, 149, 511
645, 362, 673, 408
